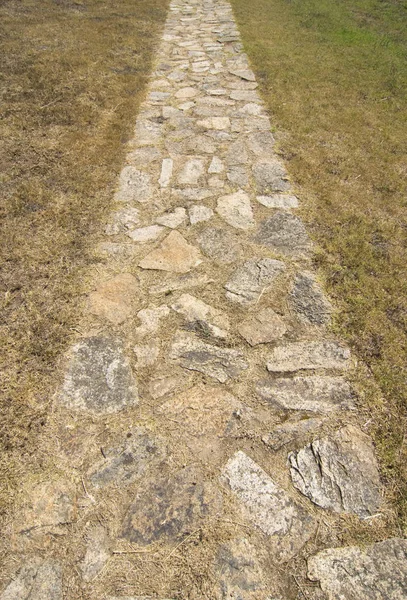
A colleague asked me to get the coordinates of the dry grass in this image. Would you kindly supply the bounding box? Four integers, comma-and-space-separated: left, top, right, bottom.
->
0, 0, 168, 520
230, 0, 407, 531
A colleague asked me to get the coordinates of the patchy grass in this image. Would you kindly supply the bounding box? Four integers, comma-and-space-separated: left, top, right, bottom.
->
230, 0, 407, 530
0, 0, 168, 518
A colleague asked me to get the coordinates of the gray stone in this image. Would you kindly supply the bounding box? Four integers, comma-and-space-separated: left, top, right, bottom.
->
171, 293, 230, 339
252, 162, 289, 194
256, 376, 354, 413
139, 231, 202, 273
188, 204, 214, 224
178, 158, 206, 185
225, 258, 286, 306
148, 373, 192, 400
114, 167, 153, 203
308, 538, 407, 600
290, 272, 332, 326
238, 308, 287, 346
216, 190, 255, 230
246, 131, 275, 157
0, 560, 62, 600
208, 156, 225, 173
60, 337, 138, 414
221, 451, 316, 561
185, 135, 217, 154
121, 466, 222, 545
170, 331, 249, 383
88, 428, 164, 488
127, 146, 161, 166
289, 425, 381, 517
156, 207, 187, 228
134, 120, 163, 146
229, 69, 256, 82
230, 90, 259, 101
126, 225, 164, 243
254, 212, 311, 256
226, 165, 249, 187
237, 102, 263, 116
18, 479, 74, 536
266, 341, 351, 373
256, 195, 299, 209
216, 538, 266, 598
226, 140, 249, 165
105, 207, 140, 235
175, 86, 199, 99
262, 418, 326, 451
80, 526, 110, 582
198, 227, 243, 264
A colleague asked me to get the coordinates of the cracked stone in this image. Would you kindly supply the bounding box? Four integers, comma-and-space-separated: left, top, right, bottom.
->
256, 194, 299, 209
171, 293, 230, 339
266, 341, 351, 372
308, 538, 407, 600
216, 190, 255, 230
88, 273, 139, 325
256, 376, 354, 413
126, 225, 164, 243
121, 466, 222, 545
139, 231, 202, 273
105, 207, 140, 235
289, 272, 332, 326
289, 425, 381, 517
216, 538, 266, 599
0, 560, 62, 600
225, 258, 286, 306
252, 161, 289, 194
159, 158, 173, 187
60, 337, 138, 414
115, 167, 153, 203
254, 212, 311, 256
135, 305, 170, 337
188, 204, 214, 224
221, 451, 316, 561
238, 308, 287, 346
170, 330, 249, 383
156, 207, 187, 228
178, 158, 206, 185
262, 418, 326, 451
80, 526, 110, 582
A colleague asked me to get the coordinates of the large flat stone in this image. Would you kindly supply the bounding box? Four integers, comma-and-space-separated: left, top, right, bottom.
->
177, 157, 205, 185
171, 293, 230, 339
225, 258, 286, 306
216, 190, 255, 230
126, 225, 164, 243
0, 560, 62, 600
188, 204, 214, 224
238, 308, 287, 346
88, 274, 139, 325
18, 479, 75, 536
262, 418, 326, 451
254, 212, 311, 256
139, 231, 202, 273
170, 331, 249, 383
60, 337, 138, 414
114, 166, 153, 203
308, 538, 407, 600
156, 207, 187, 229
245, 131, 275, 156
221, 451, 316, 561
252, 161, 289, 194
105, 207, 140, 235
256, 376, 354, 413
216, 538, 266, 599
289, 425, 381, 517
267, 341, 351, 373
289, 272, 332, 326
198, 226, 243, 264
121, 467, 222, 545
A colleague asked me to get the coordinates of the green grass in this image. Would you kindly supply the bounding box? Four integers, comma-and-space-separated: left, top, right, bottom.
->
230, 0, 407, 531
0, 0, 168, 521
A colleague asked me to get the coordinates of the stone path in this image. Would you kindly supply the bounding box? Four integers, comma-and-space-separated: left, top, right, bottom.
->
3, 0, 406, 598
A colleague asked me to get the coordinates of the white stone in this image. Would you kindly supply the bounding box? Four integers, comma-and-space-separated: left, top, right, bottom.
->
178, 158, 205, 185
171, 293, 230, 339
159, 158, 173, 188
266, 341, 351, 373
197, 117, 231, 130
239, 103, 263, 116
208, 156, 224, 173
188, 205, 214, 224
175, 86, 198, 99
135, 305, 170, 337
126, 225, 164, 243
216, 190, 255, 230
256, 194, 299, 209
156, 207, 187, 229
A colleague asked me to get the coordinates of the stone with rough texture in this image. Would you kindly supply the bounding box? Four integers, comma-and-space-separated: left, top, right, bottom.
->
159, 158, 173, 188
18, 479, 74, 536
254, 212, 310, 256
80, 526, 110, 582
188, 204, 214, 224
156, 207, 187, 228
225, 258, 285, 306
256, 195, 299, 209
0, 560, 62, 600
127, 225, 164, 243
290, 272, 332, 326
238, 308, 287, 346
105, 207, 140, 235
289, 425, 381, 517
252, 161, 289, 194
178, 158, 205, 185
197, 117, 231, 130
148, 373, 192, 400
170, 331, 248, 383
262, 418, 325, 451
171, 293, 230, 339
134, 341, 160, 367
216, 190, 255, 230
257, 376, 354, 413
150, 272, 211, 295
88, 273, 139, 325
246, 131, 275, 156
222, 451, 316, 561
198, 227, 243, 264
208, 156, 224, 174
267, 341, 350, 373
60, 337, 138, 414
121, 466, 222, 545
175, 86, 199, 99
139, 231, 202, 273
216, 538, 266, 598
135, 305, 170, 337
308, 538, 407, 600
229, 69, 256, 81
115, 167, 152, 203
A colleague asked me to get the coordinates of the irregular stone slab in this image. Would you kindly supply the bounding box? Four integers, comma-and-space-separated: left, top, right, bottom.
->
216, 190, 255, 230
88, 428, 164, 488
156, 207, 187, 228
127, 146, 162, 166
178, 158, 205, 185
289, 425, 381, 517
256, 376, 354, 413
267, 341, 351, 373
246, 131, 275, 156
225, 258, 286, 306
159, 158, 173, 188
226, 165, 249, 187
135, 305, 170, 337
185, 134, 217, 154
105, 207, 140, 235
134, 341, 160, 367
121, 466, 222, 545
80, 526, 110, 582
252, 161, 289, 194
126, 225, 164, 243
229, 68, 256, 82
171, 293, 230, 339
216, 538, 266, 598
175, 86, 199, 99
188, 204, 214, 224
208, 156, 225, 173
170, 331, 249, 383
262, 418, 326, 451
174, 187, 214, 201
133, 120, 163, 146
18, 479, 74, 536
198, 227, 243, 264
0, 559, 62, 600
88, 274, 139, 325
60, 337, 138, 414
150, 272, 211, 295
289, 272, 332, 326
256, 194, 299, 209
115, 167, 153, 204
148, 373, 192, 400
197, 117, 231, 130
226, 140, 249, 165
308, 538, 407, 600
221, 451, 316, 561
96, 242, 137, 260
230, 90, 259, 101
238, 308, 286, 346
139, 231, 202, 273
254, 212, 311, 256
238, 102, 263, 116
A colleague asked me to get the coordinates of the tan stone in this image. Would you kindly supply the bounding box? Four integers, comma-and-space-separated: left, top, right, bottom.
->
139, 231, 202, 273
88, 273, 139, 325
238, 308, 287, 346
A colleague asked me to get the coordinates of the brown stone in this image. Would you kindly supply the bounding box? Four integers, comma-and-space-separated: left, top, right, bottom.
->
238, 308, 287, 346
139, 231, 202, 273
88, 273, 139, 325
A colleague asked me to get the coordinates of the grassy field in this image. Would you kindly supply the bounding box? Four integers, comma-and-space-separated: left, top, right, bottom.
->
0, 0, 168, 520
230, 0, 407, 530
